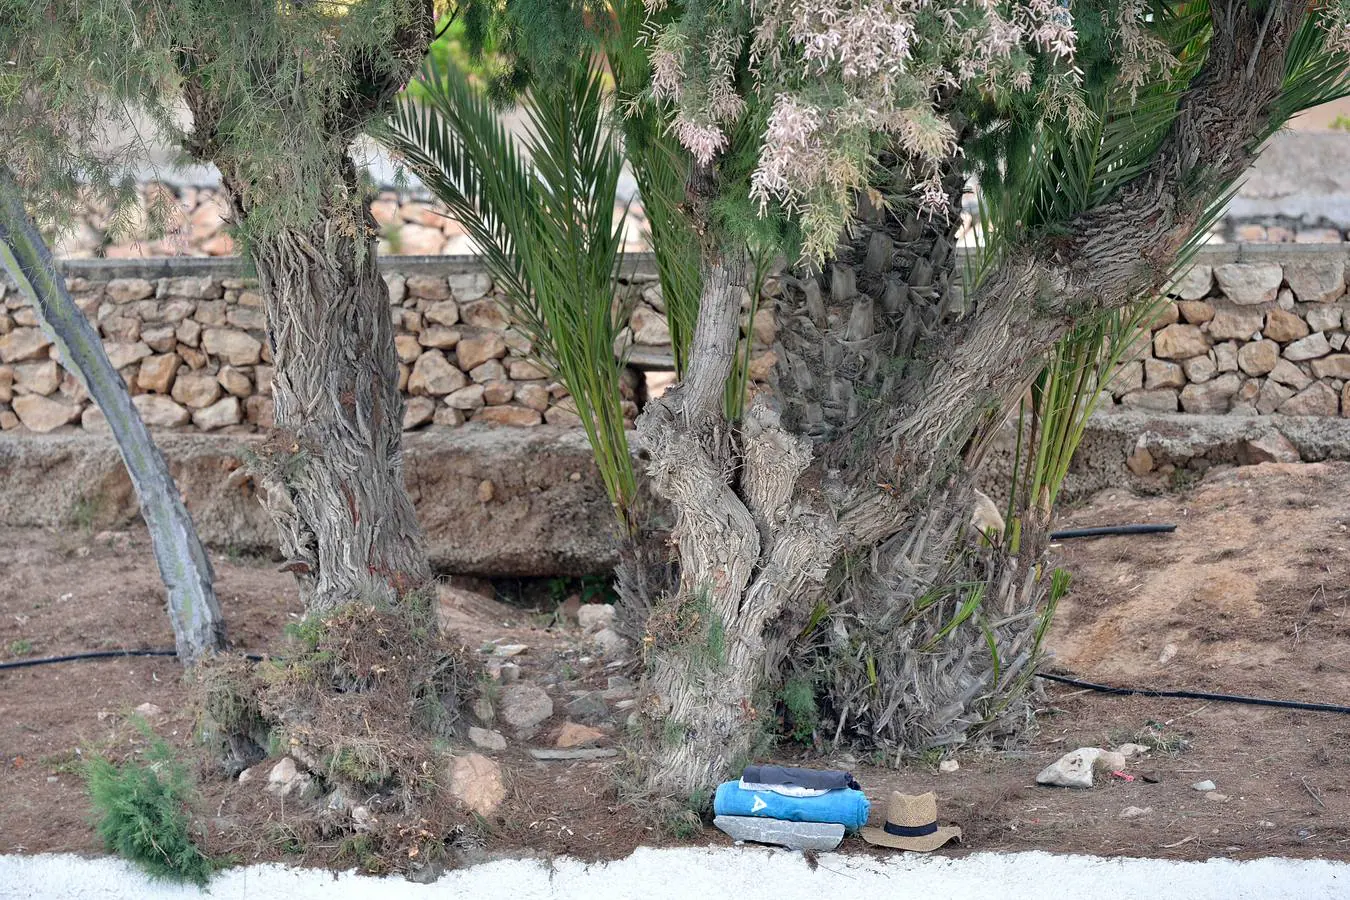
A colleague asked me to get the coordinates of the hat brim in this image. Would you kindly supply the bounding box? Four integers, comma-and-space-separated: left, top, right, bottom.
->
859, 825, 962, 852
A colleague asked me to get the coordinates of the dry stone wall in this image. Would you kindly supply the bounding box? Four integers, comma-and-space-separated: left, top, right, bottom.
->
1103, 248, 1350, 418
0, 257, 778, 436
2, 248, 1347, 436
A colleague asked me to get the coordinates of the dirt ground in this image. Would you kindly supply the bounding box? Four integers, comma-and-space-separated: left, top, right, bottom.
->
1, 461, 1348, 869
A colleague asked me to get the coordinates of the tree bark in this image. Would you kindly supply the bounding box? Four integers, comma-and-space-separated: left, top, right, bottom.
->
630, 0, 1312, 796
0, 167, 225, 664
219, 155, 432, 612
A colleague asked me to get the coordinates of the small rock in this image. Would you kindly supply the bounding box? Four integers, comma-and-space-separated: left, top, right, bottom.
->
1269, 358, 1314, 390
565, 691, 610, 721
137, 353, 180, 394
1176, 300, 1215, 324
266, 757, 309, 797
1181, 354, 1216, 383
201, 328, 262, 366
0, 328, 53, 363
714, 815, 844, 851
12, 395, 81, 433
1237, 340, 1279, 376
489, 643, 527, 657
409, 351, 468, 396
1207, 305, 1265, 341
481, 380, 514, 405
1119, 806, 1152, 819
425, 300, 460, 327
1263, 308, 1309, 343
448, 272, 493, 302
472, 696, 495, 724
351, 806, 374, 831
459, 300, 510, 331
1310, 353, 1350, 380
1119, 388, 1178, 412
1240, 433, 1300, 464
1171, 265, 1213, 301
554, 721, 606, 749
577, 603, 616, 634
1144, 358, 1186, 390
939, 759, 960, 773
456, 330, 508, 371
473, 404, 541, 427
1191, 780, 1217, 792
1214, 262, 1283, 305
1115, 743, 1149, 758
446, 383, 486, 411
468, 727, 507, 751
217, 366, 252, 398
419, 325, 461, 349
1158, 643, 1178, 665
1284, 332, 1332, 362
406, 275, 450, 301
592, 627, 628, 659
1036, 748, 1102, 789
1279, 381, 1340, 416
447, 753, 506, 817
631, 306, 671, 345
192, 396, 242, 431
1096, 750, 1127, 772
1205, 792, 1229, 802
1283, 256, 1345, 303
237, 766, 255, 784
134, 702, 163, 719
500, 683, 554, 733
1305, 304, 1345, 333
1126, 443, 1155, 476
527, 748, 618, 761
403, 396, 436, 430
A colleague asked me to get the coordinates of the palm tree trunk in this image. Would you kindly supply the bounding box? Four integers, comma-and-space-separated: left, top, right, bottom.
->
0, 166, 225, 664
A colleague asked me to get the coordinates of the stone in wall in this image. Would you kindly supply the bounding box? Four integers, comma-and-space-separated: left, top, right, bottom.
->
1214, 263, 1282, 305
1284, 256, 1345, 304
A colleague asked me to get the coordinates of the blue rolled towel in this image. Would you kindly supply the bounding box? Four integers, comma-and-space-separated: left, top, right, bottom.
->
714, 781, 870, 831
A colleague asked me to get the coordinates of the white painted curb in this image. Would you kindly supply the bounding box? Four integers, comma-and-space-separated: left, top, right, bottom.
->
0, 848, 1345, 899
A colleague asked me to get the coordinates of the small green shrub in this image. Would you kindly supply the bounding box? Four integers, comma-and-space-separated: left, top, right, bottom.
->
781, 677, 819, 743
84, 732, 215, 886
7, 638, 32, 656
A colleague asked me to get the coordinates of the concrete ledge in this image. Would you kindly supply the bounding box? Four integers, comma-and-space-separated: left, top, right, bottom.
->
0, 848, 1346, 900
0, 426, 626, 577
7, 412, 1350, 577
37, 244, 1345, 283
980, 410, 1350, 502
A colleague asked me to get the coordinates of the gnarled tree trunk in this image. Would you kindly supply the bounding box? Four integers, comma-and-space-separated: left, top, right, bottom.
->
219, 155, 432, 612
631, 0, 1308, 798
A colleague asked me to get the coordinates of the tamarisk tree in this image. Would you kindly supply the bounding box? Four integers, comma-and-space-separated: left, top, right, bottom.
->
1, 1, 440, 613
629, 0, 1350, 795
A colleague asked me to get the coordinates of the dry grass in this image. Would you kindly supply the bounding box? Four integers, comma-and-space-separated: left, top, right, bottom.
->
191, 595, 484, 876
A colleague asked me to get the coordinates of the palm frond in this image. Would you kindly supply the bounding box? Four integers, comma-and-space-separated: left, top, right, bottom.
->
381, 59, 639, 533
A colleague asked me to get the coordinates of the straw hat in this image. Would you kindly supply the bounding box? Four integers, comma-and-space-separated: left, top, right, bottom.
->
860, 791, 962, 852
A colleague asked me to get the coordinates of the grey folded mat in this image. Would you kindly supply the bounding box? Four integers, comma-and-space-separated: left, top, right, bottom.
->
741, 764, 860, 792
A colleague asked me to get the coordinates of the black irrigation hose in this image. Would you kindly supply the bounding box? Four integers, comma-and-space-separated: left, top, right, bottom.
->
6, 649, 1346, 716
0, 648, 264, 672
1049, 524, 1177, 540
1036, 671, 1350, 715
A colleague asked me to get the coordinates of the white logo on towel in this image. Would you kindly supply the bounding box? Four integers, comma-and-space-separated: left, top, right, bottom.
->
751, 796, 767, 813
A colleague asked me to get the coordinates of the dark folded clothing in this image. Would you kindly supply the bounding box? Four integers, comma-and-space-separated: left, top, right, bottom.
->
741, 764, 860, 792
